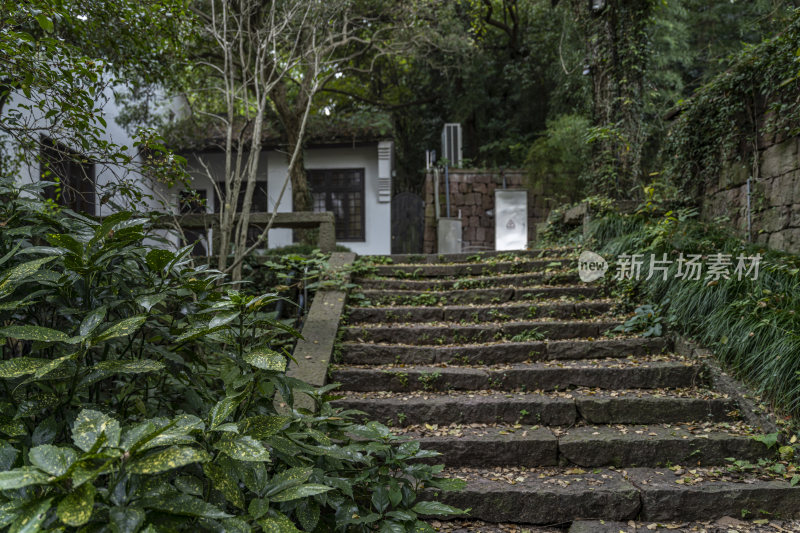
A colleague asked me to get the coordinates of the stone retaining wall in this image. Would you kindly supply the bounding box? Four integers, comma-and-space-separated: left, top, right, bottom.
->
422, 169, 555, 253
703, 133, 800, 253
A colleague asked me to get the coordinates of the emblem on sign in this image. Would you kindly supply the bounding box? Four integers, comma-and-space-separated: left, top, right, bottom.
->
506, 219, 515, 229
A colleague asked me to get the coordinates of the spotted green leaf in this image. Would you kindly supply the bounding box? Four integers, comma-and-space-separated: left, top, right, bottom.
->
57, 482, 95, 526
265, 466, 312, 497
203, 462, 244, 508
72, 409, 120, 451
0, 325, 69, 343
79, 306, 106, 338
0, 256, 55, 299
91, 316, 146, 343
239, 415, 290, 439
0, 467, 50, 490
209, 396, 243, 430
29, 445, 77, 476
135, 293, 166, 312
9, 497, 52, 533
258, 512, 301, 533
145, 249, 175, 272
244, 347, 286, 372
109, 506, 145, 533
93, 360, 164, 375
32, 353, 76, 379
0, 357, 49, 378
215, 435, 270, 462
128, 446, 210, 474
296, 499, 320, 532
271, 484, 332, 502
139, 493, 231, 519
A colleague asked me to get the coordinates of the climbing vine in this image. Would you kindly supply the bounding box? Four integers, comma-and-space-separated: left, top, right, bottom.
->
566, 0, 657, 199
665, 9, 800, 204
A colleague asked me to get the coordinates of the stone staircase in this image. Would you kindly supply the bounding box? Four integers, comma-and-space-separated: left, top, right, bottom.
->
331, 250, 800, 531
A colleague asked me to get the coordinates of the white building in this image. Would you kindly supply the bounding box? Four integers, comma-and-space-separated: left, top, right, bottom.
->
4, 85, 394, 255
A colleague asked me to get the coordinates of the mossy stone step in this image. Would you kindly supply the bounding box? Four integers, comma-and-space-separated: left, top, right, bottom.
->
346, 301, 612, 324
333, 392, 737, 426
367, 248, 573, 264
356, 271, 579, 291
357, 286, 598, 305
401, 424, 768, 468
425, 467, 800, 524
372, 260, 566, 278
338, 337, 672, 366
342, 320, 622, 344
331, 361, 701, 392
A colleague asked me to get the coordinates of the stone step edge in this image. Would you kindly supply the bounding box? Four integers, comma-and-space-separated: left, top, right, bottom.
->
330, 362, 703, 392
364, 248, 575, 264
333, 394, 738, 426
345, 300, 613, 324
338, 337, 674, 365
395, 424, 770, 467
423, 467, 800, 524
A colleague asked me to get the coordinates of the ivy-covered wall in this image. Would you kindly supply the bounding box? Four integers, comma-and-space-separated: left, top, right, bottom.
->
704, 131, 800, 253
666, 9, 800, 254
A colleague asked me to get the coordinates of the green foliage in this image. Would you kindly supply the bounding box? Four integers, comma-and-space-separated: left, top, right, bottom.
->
666, 8, 800, 202
0, 179, 464, 531
611, 302, 666, 338
586, 203, 800, 417
524, 114, 591, 204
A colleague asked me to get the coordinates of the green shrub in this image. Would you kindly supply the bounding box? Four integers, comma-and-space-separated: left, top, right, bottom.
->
0, 178, 464, 531
524, 114, 591, 205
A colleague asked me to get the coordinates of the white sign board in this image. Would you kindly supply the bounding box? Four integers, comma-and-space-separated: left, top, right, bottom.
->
495, 189, 528, 251
437, 218, 462, 254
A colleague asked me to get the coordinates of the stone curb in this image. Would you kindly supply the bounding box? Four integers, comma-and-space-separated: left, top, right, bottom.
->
673, 334, 779, 433
283, 252, 355, 411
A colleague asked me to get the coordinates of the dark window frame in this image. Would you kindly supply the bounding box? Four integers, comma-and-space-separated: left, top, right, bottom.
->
306, 168, 366, 242
39, 137, 96, 215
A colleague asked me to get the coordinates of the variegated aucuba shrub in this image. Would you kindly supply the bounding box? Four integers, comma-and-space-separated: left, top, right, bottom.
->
0, 177, 464, 532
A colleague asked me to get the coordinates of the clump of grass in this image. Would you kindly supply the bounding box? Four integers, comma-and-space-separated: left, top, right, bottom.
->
589, 209, 800, 416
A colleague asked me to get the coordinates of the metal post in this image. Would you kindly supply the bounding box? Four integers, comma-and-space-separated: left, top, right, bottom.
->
444, 164, 451, 218
746, 177, 752, 242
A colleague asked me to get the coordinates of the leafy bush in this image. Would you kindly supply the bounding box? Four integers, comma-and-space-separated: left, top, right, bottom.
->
0, 178, 464, 531
524, 114, 591, 204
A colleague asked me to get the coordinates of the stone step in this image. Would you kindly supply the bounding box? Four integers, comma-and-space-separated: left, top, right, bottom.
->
426, 466, 800, 524
338, 337, 672, 365
331, 360, 702, 392
568, 519, 800, 533
356, 271, 580, 291
342, 319, 622, 344
366, 248, 574, 264
393, 423, 768, 468
333, 389, 737, 426
356, 286, 598, 306
372, 259, 568, 278
346, 300, 613, 324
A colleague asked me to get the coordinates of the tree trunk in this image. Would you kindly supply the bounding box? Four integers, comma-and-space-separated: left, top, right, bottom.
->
271, 79, 315, 245
572, 0, 652, 199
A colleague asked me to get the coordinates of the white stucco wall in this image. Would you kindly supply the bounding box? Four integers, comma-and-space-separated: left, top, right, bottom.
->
184, 144, 391, 255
